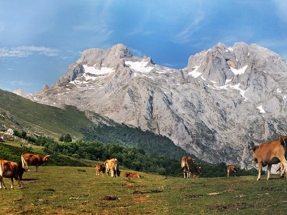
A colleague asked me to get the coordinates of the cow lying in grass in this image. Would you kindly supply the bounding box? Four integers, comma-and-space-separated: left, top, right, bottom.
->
124, 172, 141, 178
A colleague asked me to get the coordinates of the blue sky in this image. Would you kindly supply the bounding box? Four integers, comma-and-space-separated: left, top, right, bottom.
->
1, 0, 287, 93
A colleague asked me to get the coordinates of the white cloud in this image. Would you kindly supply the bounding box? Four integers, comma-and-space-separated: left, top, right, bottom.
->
272, 0, 287, 22
9, 80, 31, 86
173, 12, 205, 44
0, 46, 59, 58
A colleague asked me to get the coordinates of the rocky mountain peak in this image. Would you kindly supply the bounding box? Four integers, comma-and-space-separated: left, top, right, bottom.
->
23, 42, 287, 169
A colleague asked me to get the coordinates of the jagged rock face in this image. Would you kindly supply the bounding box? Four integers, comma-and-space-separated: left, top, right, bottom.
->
27, 42, 287, 168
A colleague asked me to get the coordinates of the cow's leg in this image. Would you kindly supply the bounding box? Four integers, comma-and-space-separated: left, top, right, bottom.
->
0, 177, 3, 189
266, 164, 272, 180
280, 165, 285, 177
10, 178, 14, 189
13, 176, 23, 188
280, 159, 287, 179
0, 178, 7, 189
257, 162, 262, 181
183, 168, 186, 178
227, 169, 230, 177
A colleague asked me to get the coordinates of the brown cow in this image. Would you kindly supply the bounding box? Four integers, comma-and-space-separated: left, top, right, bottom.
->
21, 153, 50, 172
95, 164, 106, 176
104, 158, 120, 177
227, 164, 238, 177
0, 160, 25, 189
181, 156, 201, 178
249, 136, 287, 180
124, 172, 141, 178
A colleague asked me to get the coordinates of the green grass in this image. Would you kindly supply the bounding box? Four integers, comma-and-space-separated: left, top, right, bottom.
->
1, 166, 287, 215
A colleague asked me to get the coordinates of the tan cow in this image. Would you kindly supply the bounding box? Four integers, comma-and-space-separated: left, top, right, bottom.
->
95, 164, 106, 176
181, 156, 201, 178
249, 136, 287, 180
0, 160, 25, 189
21, 153, 50, 172
227, 164, 238, 177
124, 172, 141, 178
104, 158, 120, 177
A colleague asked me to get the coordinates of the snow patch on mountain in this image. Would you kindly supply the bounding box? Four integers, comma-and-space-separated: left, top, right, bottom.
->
125, 61, 154, 73
257, 105, 265, 113
188, 65, 201, 78
83, 65, 114, 75
230, 65, 248, 75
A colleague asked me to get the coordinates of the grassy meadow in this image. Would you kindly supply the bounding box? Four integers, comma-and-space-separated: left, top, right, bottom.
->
1, 165, 287, 215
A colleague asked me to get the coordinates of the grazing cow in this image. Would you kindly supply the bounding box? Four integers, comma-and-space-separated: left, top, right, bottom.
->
181, 156, 201, 178
0, 160, 24, 189
104, 158, 120, 177
249, 136, 287, 180
227, 164, 238, 177
95, 164, 106, 176
124, 172, 141, 178
21, 153, 50, 172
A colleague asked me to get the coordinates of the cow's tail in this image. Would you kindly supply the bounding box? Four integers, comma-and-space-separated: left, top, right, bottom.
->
21, 154, 30, 172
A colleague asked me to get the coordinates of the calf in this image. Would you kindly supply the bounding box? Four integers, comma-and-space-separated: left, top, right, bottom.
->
104, 158, 120, 177
21, 153, 50, 172
124, 172, 141, 178
227, 164, 238, 177
249, 136, 287, 180
0, 160, 24, 189
95, 164, 106, 176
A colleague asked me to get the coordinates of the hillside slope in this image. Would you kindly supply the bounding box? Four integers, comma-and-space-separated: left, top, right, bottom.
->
0, 89, 190, 160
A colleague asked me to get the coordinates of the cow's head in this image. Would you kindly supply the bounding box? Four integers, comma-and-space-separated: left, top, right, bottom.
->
196, 166, 202, 175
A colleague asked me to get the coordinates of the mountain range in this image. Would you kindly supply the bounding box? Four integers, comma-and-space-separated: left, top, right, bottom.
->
13, 42, 287, 169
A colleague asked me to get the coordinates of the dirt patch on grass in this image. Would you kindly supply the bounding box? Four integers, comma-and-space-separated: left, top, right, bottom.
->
132, 196, 150, 204
208, 203, 246, 211
183, 194, 203, 199
132, 190, 162, 194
